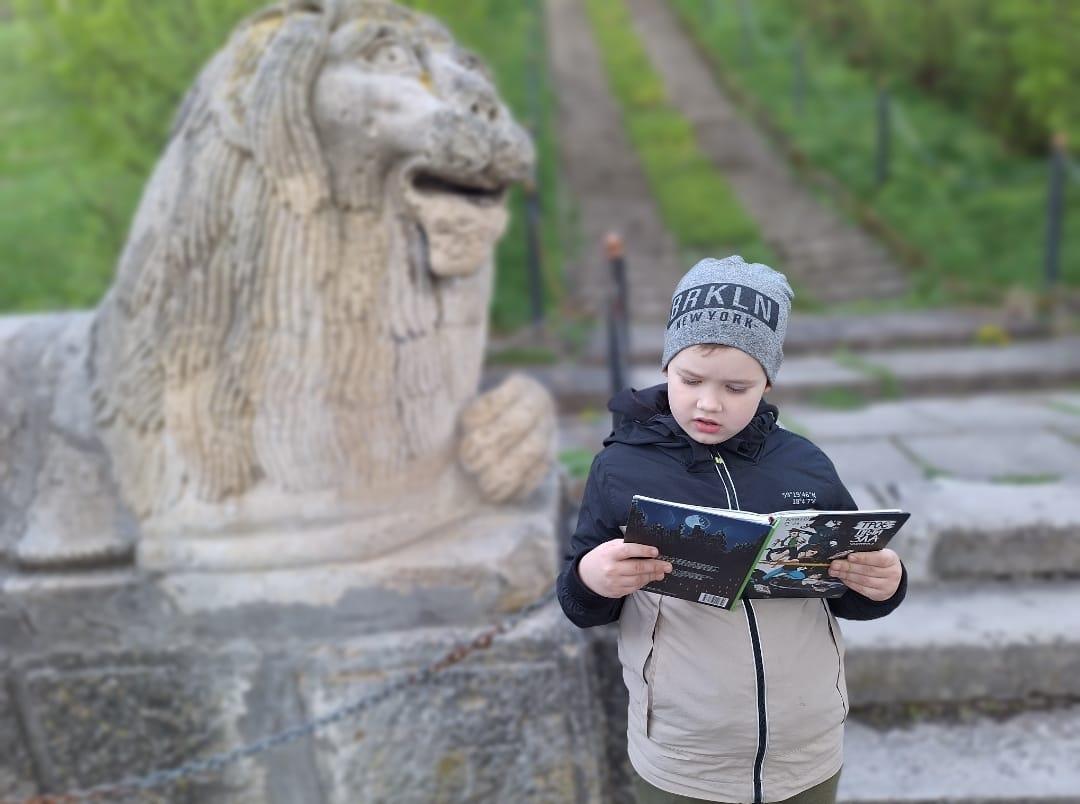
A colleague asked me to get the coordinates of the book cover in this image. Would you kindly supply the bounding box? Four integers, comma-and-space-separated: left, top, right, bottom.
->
624, 495, 774, 610
744, 510, 910, 599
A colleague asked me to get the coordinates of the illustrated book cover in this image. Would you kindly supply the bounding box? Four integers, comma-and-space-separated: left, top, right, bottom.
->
624, 495, 910, 608
623, 495, 775, 610
743, 510, 909, 599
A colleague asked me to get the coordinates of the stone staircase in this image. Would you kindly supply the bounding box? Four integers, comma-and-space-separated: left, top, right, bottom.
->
538, 0, 1080, 798
836, 479, 1080, 802
488, 317, 1079, 416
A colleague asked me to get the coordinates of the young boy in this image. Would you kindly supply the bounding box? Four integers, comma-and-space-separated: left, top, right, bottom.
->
556, 256, 905, 804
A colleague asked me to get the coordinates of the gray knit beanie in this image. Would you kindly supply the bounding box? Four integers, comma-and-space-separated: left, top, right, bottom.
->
662, 256, 794, 383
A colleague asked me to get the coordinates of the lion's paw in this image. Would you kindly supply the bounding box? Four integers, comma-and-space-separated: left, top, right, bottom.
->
458, 374, 555, 503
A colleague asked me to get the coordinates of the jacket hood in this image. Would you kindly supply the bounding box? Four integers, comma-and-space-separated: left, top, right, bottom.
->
605, 384, 779, 466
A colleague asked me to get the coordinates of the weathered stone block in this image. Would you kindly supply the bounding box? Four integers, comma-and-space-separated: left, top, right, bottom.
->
586, 625, 635, 804
0, 675, 36, 800
297, 607, 605, 803
7, 651, 260, 802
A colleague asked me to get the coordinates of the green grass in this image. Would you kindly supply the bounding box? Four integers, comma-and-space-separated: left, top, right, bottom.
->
583, 0, 773, 267
1045, 399, 1080, 417
671, 0, 1080, 305
832, 349, 903, 399
805, 387, 868, 410
558, 447, 597, 480
775, 414, 811, 437
990, 473, 1061, 485
889, 435, 950, 480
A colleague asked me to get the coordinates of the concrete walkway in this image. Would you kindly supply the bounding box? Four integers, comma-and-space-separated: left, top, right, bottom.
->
625, 0, 909, 303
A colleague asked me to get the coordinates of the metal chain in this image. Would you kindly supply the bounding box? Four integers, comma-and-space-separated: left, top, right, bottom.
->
4, 588, 558, 804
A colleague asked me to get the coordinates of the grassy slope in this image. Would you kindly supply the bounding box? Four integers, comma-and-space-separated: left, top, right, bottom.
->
672, 0, 1078, 304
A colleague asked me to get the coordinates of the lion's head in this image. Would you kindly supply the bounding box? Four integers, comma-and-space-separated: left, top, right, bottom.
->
89, 0, 534, 529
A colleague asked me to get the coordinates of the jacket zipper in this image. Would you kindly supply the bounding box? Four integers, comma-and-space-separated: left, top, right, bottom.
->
711, 452, 739, 509
714, 449, 766, 803
744, 599, 768, 803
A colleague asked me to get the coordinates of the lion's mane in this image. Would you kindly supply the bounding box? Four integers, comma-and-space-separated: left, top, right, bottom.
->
90, 2, 491, 518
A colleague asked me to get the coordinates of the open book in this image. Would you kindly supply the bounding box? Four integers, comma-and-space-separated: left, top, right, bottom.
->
624, 495, 909, 610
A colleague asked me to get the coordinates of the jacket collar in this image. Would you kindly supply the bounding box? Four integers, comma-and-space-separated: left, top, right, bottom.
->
605, 384, 778, 467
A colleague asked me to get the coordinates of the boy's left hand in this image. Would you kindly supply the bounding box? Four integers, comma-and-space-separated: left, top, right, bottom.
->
829, 548, 902, 601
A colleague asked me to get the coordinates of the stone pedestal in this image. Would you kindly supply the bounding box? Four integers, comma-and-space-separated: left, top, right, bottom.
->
0, 477, 612, 802
1, 587, 608, 802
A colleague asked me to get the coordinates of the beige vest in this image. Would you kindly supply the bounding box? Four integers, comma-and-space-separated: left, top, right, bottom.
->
619, 591, 848, 803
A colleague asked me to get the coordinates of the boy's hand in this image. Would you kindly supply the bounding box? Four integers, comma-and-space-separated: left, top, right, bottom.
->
829, 548, 902, 601
578, 539, 673, 599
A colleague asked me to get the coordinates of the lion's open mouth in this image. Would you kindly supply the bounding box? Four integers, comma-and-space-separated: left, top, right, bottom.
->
404, 169, 511, 278
411, 172, 507, 207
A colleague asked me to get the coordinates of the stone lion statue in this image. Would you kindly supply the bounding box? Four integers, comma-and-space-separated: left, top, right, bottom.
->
0, 0, 555, 577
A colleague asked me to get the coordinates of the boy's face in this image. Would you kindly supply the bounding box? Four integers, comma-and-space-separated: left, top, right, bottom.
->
664, 345, 770, 445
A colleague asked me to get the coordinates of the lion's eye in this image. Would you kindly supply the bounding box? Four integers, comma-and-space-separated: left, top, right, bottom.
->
365, 40, 419, 74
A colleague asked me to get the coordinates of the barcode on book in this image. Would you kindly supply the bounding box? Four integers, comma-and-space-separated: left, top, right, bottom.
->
698, 592, 729, 608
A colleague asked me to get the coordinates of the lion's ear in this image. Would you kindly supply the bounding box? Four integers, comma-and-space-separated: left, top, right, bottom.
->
211, 8, 332, 216
210, 11, 284, 153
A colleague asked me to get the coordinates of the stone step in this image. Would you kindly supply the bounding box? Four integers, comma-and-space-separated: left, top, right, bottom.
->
839, 704, 1080, 803
842, 580, 1080, 707
852, 479, 1080, 586
490, 335, 1080, 413
576, 310, 1050, 365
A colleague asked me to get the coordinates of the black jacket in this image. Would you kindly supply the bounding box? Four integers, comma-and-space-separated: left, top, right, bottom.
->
556, 384, 907, 626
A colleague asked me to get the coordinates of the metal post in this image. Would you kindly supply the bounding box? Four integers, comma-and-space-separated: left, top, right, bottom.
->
524, 0, 545, 329
1044, 133, 1067, 290
875, 82, 891, 187
737, 0, 754, 67
525, 188, 545, 327
605, 233, 630, 406
792, 38, 806, 118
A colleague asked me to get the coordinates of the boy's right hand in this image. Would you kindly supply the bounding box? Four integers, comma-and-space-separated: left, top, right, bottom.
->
577, 539, 673, 598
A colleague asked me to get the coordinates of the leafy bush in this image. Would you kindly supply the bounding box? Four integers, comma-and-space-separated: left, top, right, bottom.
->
791, 0, 1080, 154
2, 2, 257, 310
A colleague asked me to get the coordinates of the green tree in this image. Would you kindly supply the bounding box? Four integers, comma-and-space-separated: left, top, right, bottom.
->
792, 0, 1080, 152
996, 0, 1080, 146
